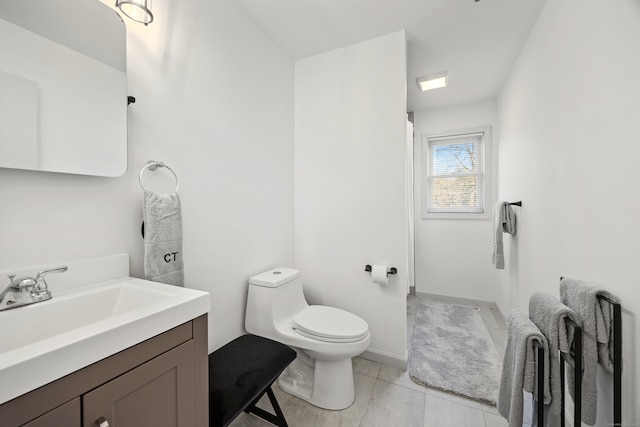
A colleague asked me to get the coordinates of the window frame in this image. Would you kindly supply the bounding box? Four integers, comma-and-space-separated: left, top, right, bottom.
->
421, 126, 493, 220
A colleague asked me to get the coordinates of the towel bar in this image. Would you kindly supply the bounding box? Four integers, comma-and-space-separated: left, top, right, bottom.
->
532, 340, 545, 427
559, 317, 582, 427
597, 295, 622, 427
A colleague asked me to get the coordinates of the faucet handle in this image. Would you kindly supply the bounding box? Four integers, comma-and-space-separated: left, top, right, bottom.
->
35, 266, 69, 281
7, 274, 16, 285
33, 265, 68, 298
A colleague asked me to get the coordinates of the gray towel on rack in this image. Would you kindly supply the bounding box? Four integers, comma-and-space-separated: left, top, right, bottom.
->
492, 202, 506, 269
528, 292, 580, 416
492, 202, 516, 269
503, 203, 517, 235
498, 310, 550, 427
143, 190, 184, 287
559, 277, 618, 425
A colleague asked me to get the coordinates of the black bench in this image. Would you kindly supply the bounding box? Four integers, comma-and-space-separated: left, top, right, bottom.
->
208, 334, 296, 427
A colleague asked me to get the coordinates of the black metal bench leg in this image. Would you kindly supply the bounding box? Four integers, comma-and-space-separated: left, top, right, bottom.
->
245, 386, 288, 427
266, 387, 288, 427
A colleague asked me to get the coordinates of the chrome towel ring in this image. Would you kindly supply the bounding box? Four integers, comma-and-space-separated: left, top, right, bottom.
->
139, 160, 179, 192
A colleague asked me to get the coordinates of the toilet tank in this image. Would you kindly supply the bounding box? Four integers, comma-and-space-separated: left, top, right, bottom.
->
249, 268, 301, 288
245, 268, 308, 337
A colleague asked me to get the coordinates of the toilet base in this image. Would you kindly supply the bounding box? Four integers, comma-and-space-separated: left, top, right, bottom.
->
278, 352, 355, 410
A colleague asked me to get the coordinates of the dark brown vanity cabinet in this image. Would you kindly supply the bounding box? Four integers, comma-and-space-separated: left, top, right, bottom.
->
22, 398, 81, 427
0, 315, 208, 427
83, 341, 195, 427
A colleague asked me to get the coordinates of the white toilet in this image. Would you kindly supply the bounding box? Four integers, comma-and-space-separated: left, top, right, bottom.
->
245, 267, 370, 410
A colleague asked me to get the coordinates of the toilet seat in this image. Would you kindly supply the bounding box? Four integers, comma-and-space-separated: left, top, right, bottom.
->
293, 305, 369, 343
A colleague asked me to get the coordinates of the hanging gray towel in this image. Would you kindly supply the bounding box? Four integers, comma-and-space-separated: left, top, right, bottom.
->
559, 277, 618, 425
492, 202, 517, 269
528, 292, 580, 417
492, 202, 506, 269
502, 203, 517, 235
498, 310, 551, 427
143, 190, 184, 286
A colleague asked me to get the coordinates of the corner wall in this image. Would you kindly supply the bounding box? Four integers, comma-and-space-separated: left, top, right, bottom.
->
412, 99, 498, 302
294, 31, 408, 364
0, 0, 295, 352
497, 0, 639, 423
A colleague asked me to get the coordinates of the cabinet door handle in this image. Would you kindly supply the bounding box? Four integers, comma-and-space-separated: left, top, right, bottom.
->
96, 417, 110, 427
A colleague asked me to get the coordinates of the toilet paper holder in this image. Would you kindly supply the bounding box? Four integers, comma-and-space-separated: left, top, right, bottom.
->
364, 265, 397, 276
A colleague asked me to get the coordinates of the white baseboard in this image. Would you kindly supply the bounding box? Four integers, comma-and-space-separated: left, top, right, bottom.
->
360, 348, 408, 370
414, 291, 498, 308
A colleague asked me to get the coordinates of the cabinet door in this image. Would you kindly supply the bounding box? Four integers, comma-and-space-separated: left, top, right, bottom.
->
22, 398, 80, 427
83, 341, 195, 427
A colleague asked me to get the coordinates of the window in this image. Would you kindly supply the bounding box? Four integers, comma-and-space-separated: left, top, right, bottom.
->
422, 127, 492, 219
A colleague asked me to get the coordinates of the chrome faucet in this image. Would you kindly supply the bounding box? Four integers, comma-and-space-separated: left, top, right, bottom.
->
0, 266, 68, 311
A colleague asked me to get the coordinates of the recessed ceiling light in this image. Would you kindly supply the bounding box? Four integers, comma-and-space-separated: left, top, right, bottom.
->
417, 73, 448, 91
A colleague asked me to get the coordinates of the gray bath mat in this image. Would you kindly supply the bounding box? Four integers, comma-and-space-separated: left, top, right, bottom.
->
409, 299, 501, 405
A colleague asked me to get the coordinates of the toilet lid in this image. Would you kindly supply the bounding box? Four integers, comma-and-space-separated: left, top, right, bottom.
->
293, 305, 369, 342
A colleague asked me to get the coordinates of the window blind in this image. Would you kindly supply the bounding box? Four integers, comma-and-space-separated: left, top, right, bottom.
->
427, 132, 484, 214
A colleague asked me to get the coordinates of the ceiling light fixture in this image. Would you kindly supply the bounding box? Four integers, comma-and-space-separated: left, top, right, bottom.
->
417, 73, 448, 92
115, 0, 154, 26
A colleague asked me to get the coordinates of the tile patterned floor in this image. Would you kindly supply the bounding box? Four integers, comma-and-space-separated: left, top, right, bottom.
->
230, 295, 507, 427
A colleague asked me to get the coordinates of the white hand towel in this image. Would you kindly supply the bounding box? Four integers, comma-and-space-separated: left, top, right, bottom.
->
143, 190, 184, 286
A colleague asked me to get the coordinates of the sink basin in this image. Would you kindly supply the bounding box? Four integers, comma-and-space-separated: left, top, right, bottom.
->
0, 277, 209, 404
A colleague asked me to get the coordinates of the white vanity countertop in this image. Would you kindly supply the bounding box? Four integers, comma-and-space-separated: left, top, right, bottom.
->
0, 276, 210, 405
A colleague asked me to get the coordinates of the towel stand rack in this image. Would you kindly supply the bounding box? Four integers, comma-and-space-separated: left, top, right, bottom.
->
532, 340, 545, 427
506, 201, 522, 206
557, 276, 583, 427
559, 317, 582, 427
528, 279, 620, 427
597, 294, 622, 427
557, 277, 623, 427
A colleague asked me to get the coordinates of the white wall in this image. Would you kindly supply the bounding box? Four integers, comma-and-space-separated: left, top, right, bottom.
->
497, 0, 639, 424
413, 99, 498, 302
295, 31, 408, 365
0, 0, 294, 352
